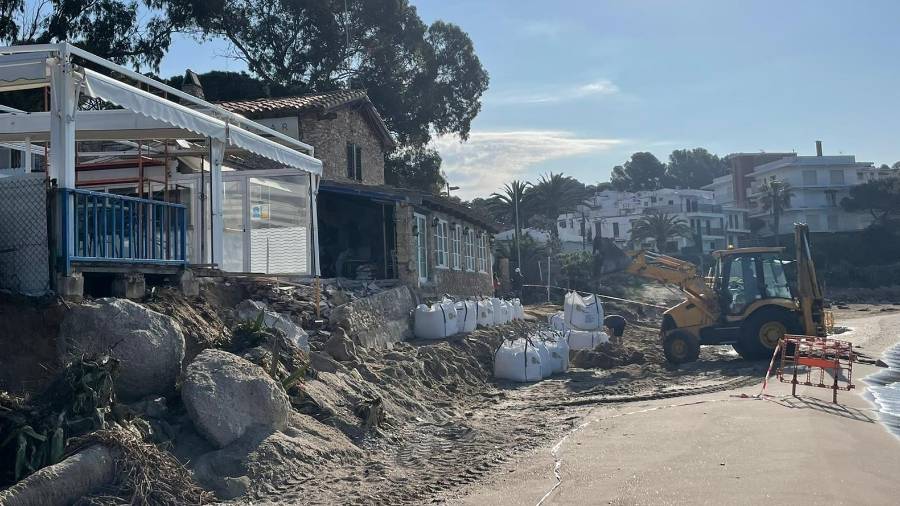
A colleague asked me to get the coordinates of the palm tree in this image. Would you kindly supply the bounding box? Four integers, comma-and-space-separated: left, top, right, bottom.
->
758, 179, 794, 246
489, 180, 531, 240
629, 210, 692, 253
526, 172, 591, 238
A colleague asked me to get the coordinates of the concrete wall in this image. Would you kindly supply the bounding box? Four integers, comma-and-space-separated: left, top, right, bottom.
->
395, 204, 494, 299
300, 107, 386, 185
0, 174, 49, 295
330, 285, 415, 348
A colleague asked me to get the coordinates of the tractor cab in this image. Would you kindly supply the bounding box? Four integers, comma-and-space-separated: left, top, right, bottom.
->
711, 247, 796, 320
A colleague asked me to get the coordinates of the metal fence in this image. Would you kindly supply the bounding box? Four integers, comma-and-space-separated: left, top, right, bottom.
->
59, 188, 187, 274
0, 174, 50, 295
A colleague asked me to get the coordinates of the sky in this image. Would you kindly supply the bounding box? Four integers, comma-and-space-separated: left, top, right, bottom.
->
158, 0, 900, 200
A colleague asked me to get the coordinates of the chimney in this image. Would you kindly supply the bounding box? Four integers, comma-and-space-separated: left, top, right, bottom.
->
181, 69, 204, 99
815, 140, 823, 157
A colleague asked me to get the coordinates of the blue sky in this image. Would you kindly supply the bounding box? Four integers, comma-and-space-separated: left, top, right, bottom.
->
159, 0, 900, 199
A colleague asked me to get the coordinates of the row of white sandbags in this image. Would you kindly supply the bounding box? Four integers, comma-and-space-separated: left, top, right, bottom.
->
549, 311, 610, 350
493, 331, 570, 382
563, 291, 604, 331
414, 297, 525, 340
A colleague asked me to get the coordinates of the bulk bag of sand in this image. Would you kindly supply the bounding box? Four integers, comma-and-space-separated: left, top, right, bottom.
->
477, 299, 495, 327
563, 291, 604, 331
512, 299, 525, 320
540, 331, 570, 373
566, 329, 610, 350
491, 298, 510, 326
549, 312, 567, 332
493, 339, 543, 382
414, 301, 457, 339
455, 300, 477, 333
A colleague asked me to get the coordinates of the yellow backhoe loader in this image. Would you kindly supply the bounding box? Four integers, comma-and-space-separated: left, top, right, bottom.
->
626, 223, 830, 363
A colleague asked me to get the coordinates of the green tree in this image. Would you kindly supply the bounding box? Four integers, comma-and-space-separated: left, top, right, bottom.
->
610, 152, 670, 191
628, 210, 691, 253
489, 180, 532, 238
525, 172, 589, 237
384, 146, 445, 194
665, 148, 728, 189
0, 0, 187, 70
758, 179, 794, 245
183, 0, 489, 148
841, 176, 900, 227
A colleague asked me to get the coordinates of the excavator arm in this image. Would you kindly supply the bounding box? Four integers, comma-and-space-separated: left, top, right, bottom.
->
794, 224, 829, 336
626, 250, 720, 319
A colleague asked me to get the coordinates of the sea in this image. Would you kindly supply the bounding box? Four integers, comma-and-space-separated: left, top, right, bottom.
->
863, 341, 900, 438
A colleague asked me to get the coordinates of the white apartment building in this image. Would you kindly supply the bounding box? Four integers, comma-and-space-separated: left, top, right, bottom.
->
746, 153, 889, 235
703, 174, 753, 247
557, 188, 727, 253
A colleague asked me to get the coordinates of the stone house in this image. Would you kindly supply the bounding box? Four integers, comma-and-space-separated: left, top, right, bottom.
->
219, 90, 497, 298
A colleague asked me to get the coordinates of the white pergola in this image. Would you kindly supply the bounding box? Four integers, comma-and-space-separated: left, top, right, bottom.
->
0, 43, 323, 270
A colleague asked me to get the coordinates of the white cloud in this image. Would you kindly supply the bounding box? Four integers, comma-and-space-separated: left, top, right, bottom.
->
433, 130, 624, 200
487, 79, 620, 105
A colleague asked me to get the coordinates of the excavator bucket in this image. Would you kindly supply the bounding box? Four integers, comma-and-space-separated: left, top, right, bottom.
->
592, 238, 632, 276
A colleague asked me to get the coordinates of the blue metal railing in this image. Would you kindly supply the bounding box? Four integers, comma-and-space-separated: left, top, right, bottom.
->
59, 188, 187, 274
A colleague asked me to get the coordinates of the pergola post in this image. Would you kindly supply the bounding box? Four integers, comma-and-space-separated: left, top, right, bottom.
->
209, 138, 225, 267
49, 55, 77, 189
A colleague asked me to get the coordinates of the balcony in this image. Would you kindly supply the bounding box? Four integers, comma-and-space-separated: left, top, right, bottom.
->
59, 188, 187, 274
702, 228, 726, 237
686, 203, 722, 214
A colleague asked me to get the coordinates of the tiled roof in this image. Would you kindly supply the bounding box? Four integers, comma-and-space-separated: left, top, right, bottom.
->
218, 89, 395, 149
218, 89, 370, 115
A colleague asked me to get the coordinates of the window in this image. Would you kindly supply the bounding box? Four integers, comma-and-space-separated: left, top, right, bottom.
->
830, 169, 844, 185
612, 222, 620, 238
827, 214, 839, 231
477, 233, 488, 272
414, 213, 428, 282
434, 219, 448, 268
705, 220, 711, 235
858, 171, 865, 181
806, 213, 820, 230
825, 190, 838, 207
802, 169, 817, 185
558, 220, 567, 229
345, 143, 363, 181
451, 225, 461, 269
761, 254, 792, 300
464, 230, 475, 271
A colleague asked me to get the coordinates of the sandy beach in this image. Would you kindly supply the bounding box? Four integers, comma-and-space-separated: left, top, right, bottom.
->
454, 310, 900, 505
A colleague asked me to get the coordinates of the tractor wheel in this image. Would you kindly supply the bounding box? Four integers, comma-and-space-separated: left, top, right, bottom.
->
738, 309, 801, 361
663, 330, 700, 364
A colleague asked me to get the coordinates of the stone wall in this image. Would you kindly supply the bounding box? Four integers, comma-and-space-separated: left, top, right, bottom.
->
300, 107, 385, 185
395, 205, 494, 299
329, 285, 416, 348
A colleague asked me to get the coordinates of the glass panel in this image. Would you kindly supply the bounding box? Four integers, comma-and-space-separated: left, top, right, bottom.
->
761, 254, 792, 299
415, 214, 427, 280
726, 255, 762, 314
222, 180, 244, 272
248, 175, 310, 274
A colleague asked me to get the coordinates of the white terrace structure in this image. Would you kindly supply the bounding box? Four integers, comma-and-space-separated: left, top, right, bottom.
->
0, 44, 322, 297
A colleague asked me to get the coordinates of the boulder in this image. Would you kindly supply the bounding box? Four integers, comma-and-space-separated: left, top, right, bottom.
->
57, 298, 185, 401
182, 349, 290, 448
235, 299, 309, 353
324, 328, 358, 362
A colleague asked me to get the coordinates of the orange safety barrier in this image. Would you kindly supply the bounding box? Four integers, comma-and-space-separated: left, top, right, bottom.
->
776, 334, 854, 403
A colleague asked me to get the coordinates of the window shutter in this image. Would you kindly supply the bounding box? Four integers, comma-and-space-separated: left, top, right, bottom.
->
355, 145, 363, 180
346, 143, 354, 179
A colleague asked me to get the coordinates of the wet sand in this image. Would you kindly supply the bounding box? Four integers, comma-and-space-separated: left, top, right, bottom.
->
454, 311, 900, 505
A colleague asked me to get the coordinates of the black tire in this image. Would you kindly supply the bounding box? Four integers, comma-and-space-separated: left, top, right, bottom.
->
738, 308, 801, 361
663, 330, 700, 364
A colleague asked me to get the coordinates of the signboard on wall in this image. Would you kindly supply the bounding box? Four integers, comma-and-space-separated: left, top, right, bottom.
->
257, 116, 300, 140
251, 204, 271, 221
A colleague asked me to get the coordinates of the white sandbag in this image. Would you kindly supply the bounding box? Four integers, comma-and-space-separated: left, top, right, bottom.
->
549, 312, 567, 332
455, 300, 477, 334
566, 329, 610, 350
492, 298, 510, 326
477, 299, 495, 327
563, 291, 604, 331
529, 337, 553, 378
413, 301, 458, 339
493, 339, 543, 382
536, 330, 569, 374
511, 299, 525, 320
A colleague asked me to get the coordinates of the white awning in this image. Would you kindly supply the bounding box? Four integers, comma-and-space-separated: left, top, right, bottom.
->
80, 69, 322, 176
